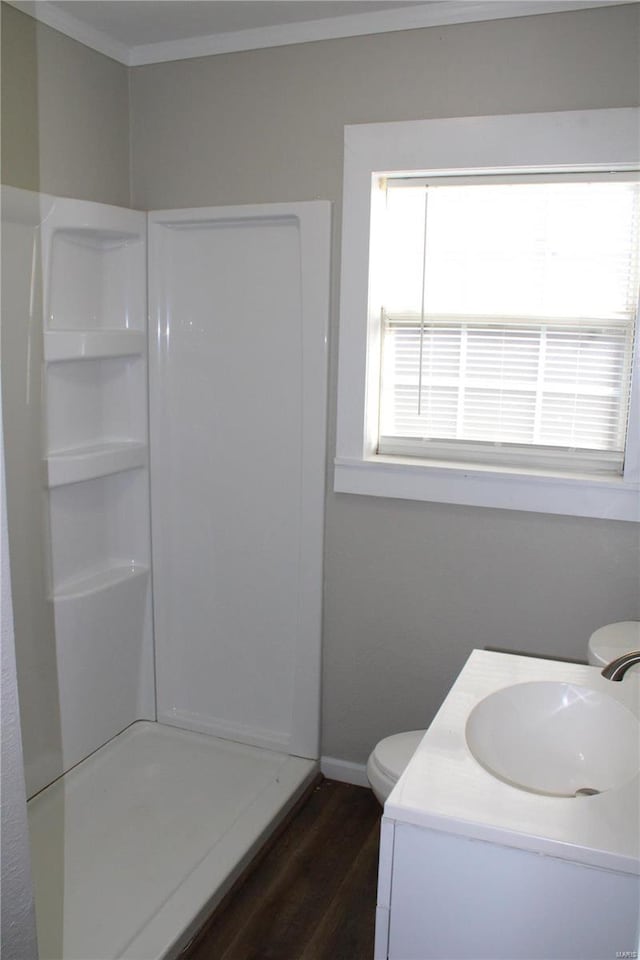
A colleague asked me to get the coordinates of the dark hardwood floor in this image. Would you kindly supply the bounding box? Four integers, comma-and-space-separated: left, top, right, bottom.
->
183, 779, 382, 960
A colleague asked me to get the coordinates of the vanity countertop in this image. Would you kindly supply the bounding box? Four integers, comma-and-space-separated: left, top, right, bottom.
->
385, 649, 640, 875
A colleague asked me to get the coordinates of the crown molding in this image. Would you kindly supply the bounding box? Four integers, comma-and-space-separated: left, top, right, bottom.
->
6, 1, 634, 67
7, 1, 130, 63
127, 2, 625, 66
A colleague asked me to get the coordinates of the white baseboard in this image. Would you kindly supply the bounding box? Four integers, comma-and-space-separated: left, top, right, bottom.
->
320, 755, 370, 788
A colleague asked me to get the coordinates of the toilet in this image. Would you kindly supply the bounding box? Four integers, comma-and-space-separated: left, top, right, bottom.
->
366, 729, 426, 805
367, 620, 640, 805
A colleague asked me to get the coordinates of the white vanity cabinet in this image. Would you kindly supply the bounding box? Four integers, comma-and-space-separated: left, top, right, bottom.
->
376, 817, 640, 960
374, 650, 640, 960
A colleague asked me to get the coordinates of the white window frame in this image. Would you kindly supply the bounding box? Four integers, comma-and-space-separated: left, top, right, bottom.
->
335, 108, 640, 521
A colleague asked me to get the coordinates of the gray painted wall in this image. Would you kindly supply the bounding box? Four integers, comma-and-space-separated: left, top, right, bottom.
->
130, 5, 640, 763
130, 6, 640, 210
1, 2, 130, 205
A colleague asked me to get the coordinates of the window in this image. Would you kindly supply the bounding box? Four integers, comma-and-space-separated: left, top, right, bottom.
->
377, 178, 639, 475
335, 109, 640, 520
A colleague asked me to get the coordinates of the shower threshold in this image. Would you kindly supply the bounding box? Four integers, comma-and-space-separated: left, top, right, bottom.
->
27, 721, 317, 959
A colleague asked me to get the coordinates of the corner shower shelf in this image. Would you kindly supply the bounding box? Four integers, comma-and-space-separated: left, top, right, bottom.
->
51, 562, 149, 603
44, 441, 148, 487
44, 330, 146, 362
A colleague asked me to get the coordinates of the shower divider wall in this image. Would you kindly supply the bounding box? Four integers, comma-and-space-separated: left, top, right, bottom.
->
1, 187, 330, 959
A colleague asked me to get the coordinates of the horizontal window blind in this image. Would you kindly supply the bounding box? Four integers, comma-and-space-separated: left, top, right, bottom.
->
378, 180, 640, 473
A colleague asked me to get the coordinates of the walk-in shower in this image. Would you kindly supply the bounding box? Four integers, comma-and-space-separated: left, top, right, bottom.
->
2, 187, 330, 958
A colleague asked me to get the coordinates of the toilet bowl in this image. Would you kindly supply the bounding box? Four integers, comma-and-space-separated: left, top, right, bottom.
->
366, 730, 425, 805
588, 621, 640, 671
368, 621, 640, 806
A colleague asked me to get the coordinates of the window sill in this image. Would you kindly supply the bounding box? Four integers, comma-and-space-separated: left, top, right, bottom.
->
333, 456, 640, 522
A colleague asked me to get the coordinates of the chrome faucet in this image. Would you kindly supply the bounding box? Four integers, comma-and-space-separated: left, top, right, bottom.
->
601, 650, 640, 681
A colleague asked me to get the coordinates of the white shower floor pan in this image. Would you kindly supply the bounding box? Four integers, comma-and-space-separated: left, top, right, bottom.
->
28, 721, 317, 960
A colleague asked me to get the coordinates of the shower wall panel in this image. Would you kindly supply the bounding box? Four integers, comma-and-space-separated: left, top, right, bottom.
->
1, 188, 155, 795
149, 203, 330, 760
41, 197, 155, 780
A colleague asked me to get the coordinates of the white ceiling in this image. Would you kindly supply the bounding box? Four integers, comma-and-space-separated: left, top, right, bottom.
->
11, 0, 631, 66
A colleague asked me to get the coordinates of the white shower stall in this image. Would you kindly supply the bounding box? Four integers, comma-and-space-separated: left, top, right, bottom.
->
1, 186, 330, 959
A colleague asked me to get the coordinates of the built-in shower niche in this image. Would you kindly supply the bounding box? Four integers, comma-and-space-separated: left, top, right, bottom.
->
48, 470, 150, 596
45, 355, 147, 487
47, 227, 145, 330
42, 198, 150, 597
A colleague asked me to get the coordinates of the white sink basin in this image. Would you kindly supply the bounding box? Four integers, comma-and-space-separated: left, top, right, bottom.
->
465, 681, 640, 798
